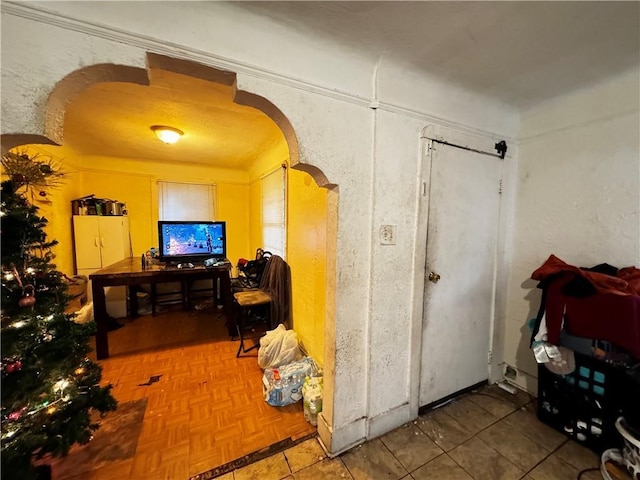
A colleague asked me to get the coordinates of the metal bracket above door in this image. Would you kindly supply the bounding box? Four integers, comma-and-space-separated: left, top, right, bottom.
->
429, 138, 508, 160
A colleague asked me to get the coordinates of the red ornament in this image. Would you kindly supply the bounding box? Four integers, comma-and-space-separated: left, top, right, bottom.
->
11, 173, 26, 185
18, 285, 36, 307
5, 360, 22, 373
8, 410, 22, 421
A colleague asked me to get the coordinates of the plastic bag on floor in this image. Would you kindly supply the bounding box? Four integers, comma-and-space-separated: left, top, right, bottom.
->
258, 324, 302, 369
262, 357, 317, 407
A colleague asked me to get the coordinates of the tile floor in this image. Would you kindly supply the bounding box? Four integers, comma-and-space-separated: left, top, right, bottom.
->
218, 384, 604, 480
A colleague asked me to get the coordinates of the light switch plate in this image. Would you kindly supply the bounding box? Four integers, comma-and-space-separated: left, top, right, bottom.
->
380, 225, 396, 245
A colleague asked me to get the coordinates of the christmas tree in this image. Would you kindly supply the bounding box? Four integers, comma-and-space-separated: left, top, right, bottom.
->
1, 152, 117, 479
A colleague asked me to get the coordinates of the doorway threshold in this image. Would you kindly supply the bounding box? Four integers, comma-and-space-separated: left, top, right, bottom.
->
189, 431, 318, 480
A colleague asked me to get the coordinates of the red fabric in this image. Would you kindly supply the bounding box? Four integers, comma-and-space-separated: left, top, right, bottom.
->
532, 255, 640, 360
531, 254, 636, 295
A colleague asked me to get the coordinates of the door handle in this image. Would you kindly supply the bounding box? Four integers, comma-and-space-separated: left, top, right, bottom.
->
428, 272, 441, 283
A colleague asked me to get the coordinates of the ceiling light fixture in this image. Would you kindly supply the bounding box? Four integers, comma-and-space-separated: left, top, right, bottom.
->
151, 125, 183, 144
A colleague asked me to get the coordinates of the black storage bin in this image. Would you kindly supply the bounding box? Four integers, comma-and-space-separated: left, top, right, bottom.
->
537, 351, 635, 453
623, 363, 640, 432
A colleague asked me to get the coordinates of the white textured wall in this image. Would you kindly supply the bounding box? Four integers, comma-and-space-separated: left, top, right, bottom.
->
503, 69, 640, 392
1, 2, 518, 454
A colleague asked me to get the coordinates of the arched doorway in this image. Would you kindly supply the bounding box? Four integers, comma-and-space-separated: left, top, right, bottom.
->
1, 52, 337, 477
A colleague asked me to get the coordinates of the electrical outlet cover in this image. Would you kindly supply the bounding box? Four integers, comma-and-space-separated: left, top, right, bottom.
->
380, 225, 396, 245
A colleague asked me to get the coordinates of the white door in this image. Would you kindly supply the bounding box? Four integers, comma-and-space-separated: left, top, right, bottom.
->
419, 140, 502, 406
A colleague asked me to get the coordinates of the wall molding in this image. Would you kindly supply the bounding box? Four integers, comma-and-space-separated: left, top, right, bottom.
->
2, 2, 369, 109
3, 1, 514, 142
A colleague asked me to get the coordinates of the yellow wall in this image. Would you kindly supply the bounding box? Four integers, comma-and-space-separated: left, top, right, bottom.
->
39, 153, 250, 274
248, 179, 263, 262
3, 146, 82, 277
287, 168, 327, 365
217, 182, 250, 271
79, 169, 154, 257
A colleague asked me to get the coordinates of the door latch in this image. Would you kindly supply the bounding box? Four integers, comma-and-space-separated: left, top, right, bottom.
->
428, 272, 441, 283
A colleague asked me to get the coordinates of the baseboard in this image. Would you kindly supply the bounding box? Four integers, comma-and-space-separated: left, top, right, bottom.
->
317, 413, 366, 457
367, 402, 413, 439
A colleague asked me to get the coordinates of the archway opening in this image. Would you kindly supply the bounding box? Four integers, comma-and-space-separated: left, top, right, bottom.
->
1, 53, 337, 477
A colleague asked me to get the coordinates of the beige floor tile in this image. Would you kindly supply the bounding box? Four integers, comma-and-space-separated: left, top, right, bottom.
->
380, 423, 443, 472
501, 406, 567, 451
553, 440, 600, 470
284, 438, 327, 473
411, 454, 472, 480
214, 474, 234, 480
448, 436, 524, 480
442, 396, 501, 433
234, 452, 291, 480
293, 458, 354, 480
416, 408, 474, 452
527, 454, 582, 480
478, 418, 552, 471
341, 438, 408, 480
466, 384, 530, 418
484, 384, 533, 408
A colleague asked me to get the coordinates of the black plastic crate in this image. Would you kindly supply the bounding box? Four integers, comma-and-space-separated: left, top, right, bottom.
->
537, 351, 631, 453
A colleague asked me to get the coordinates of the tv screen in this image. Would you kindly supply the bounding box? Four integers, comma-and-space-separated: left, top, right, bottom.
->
158, 221, 226, 263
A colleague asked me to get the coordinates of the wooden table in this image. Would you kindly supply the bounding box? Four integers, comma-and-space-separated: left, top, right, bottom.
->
90, 257, 233, 359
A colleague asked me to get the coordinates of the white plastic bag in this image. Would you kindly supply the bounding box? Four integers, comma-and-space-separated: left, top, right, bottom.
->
258, 324, 302, 369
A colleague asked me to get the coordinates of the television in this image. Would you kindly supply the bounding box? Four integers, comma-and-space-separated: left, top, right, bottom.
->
158, 220, 226, 264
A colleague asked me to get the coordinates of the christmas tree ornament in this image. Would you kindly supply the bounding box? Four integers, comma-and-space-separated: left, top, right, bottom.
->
11, 173, 26, 185
5, 360, 23, 373
18, 284, 36, 307
8, 408, 25, 421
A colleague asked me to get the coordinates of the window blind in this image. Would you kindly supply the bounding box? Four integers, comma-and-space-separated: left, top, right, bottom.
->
158, 181, 217, 221
262, 168, 286, 257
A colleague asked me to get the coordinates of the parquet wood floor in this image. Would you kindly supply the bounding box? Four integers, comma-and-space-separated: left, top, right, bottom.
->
59, 304, 316, 480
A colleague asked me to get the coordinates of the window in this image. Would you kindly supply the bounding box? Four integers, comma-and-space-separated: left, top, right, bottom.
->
158, 181, 217, 221
262, 168, 286, 257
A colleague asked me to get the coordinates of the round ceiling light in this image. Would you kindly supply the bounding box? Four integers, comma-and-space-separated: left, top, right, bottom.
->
151, 125, 183, 144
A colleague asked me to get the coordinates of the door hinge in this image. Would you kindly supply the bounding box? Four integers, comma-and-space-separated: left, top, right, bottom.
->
498, 180, 503, 195
488, 351, 493, 364
422, 182, 427, 196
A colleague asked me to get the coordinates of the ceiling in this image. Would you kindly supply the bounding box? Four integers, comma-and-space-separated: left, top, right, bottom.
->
235, 1, 640, 109
57, 69, 285, 169
39, 2, 639, 167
